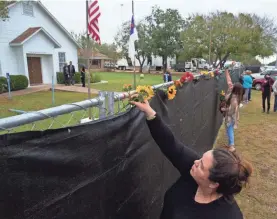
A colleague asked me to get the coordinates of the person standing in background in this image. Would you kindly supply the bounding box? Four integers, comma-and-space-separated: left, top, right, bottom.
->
272, 77, 277, 112
242, 71, 253, 104
81, 67, 86, 88
247, 71, 254, 101
63, 62, 69, 86
68, 61, 76, 85
163, 69, 172, 83
239, 71, 245, 108
221, 69, 244, 152
261, 74, 274, 114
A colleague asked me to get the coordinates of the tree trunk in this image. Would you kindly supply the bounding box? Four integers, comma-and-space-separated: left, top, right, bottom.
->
216, 57, 222, 69
137, 56, 142, 72
163, 56, 167, 73
138, 56, 146, 73
212, 54, 219, 68
220, 52, 230, 68
126, 56, 132, 66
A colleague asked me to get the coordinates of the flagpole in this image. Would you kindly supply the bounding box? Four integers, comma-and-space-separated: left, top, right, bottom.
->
132, 0, 136, 88
86, 0, 92, 119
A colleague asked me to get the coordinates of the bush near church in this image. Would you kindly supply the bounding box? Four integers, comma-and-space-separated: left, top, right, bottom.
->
56, 72, 81, 84
56, 72, 102, 84
0, 77, 7, 94
0, 75, 28, 93
10, 75, 29, 91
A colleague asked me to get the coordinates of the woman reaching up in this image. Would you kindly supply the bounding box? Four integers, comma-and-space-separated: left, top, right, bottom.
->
221, 69, 244, 152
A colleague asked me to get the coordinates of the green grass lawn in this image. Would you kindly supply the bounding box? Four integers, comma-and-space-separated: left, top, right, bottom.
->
90, 72, 178, 91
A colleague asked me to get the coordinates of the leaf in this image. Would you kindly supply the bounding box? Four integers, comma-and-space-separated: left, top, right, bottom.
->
0, 1, 10, 20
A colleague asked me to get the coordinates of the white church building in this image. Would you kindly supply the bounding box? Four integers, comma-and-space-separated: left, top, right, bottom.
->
0, 1, 80, 85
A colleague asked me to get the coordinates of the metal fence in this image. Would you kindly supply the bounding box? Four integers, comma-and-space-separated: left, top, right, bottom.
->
0, 82, 174, 134
0, 68, 243, 135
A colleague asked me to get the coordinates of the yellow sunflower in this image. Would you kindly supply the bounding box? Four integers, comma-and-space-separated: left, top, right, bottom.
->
167, 85, 177, 100
147, 86, 154, 99
136, 85, 154, 101
220, 90, 225, 96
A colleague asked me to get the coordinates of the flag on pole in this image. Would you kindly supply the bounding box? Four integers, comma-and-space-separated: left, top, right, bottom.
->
128, 15, 139, 63
87, 0, 101, 44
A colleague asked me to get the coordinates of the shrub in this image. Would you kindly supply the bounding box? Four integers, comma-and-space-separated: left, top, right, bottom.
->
90, 73, 102, 83
10, 75, 28, 91
0, 77, 7, 94
56, 72, 64, 84
74, 73, 81, 84
56, 72, 81, 84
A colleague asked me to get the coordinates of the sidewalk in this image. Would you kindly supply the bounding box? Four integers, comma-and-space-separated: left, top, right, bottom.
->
0, 85, 50, 98
53, 84, 99, 94
0, 84, 100, 98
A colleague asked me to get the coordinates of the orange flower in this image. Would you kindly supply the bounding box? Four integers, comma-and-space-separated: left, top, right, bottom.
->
174, 80, 182, 87
122, 84, 132, 92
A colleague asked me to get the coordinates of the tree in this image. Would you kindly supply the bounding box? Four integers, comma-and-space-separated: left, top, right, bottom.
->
135, 21, 153, 72
146, 6, 184, 71
229, 53, 261, 65
180, 12, 277, 68
71, 32, 121, 63
114, 21, 133, 67
0, 1, 10, 20
114, 19, 153, 72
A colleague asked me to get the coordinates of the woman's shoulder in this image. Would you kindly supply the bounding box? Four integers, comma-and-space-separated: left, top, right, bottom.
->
216, 197, 243, 219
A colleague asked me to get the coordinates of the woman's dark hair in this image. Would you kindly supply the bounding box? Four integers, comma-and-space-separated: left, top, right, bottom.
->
209, 148, 253, 197
81, 67, 85, 72
226, 82, 244, 106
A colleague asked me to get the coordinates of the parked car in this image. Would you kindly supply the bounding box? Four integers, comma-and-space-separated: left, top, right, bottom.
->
252, 76, 277, 90
251, 69, 277, 80
174, 63, 186, 72
261, 65, 277, 72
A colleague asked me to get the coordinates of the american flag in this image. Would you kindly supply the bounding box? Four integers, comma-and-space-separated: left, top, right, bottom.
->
87, 0, 101, 44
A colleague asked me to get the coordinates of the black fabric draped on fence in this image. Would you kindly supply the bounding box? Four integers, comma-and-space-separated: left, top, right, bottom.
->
0, 72, 240, 219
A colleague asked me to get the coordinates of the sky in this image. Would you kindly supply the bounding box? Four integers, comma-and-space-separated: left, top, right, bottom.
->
41, 0, 277, 64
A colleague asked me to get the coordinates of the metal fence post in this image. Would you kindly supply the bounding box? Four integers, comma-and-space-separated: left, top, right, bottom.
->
98, 91, 106, 119
107, 92, 115, 116
6, 73, 11, 100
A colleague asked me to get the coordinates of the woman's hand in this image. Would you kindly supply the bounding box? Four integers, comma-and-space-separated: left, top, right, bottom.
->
130, 98, 156, 118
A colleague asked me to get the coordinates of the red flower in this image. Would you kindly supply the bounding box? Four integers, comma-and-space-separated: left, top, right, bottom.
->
180, 72, 194, 83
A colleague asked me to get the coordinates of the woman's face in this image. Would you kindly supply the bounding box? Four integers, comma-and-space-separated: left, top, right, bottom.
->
190, 150, 218, 188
